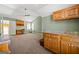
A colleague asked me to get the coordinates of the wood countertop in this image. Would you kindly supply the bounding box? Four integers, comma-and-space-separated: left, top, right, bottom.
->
44, 32, 79, 42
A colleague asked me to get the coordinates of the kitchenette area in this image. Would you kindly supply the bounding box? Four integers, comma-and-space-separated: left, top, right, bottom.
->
43, 5, 79, 54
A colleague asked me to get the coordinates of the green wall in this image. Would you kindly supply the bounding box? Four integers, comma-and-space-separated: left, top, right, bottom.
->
32, 16, 42, 33
42, 16, 79, 34
9, 20, 16, 35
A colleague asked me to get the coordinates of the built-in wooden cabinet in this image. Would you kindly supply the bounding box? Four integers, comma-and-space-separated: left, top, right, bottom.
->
60, 35, 79, 54
16, 20, 24, 35
44, 32, 79, 54
16, 20, 24, 26
52, 5, 79, 20
60, 40, 71, 54
60, 35, 72, 54
44, 33, 61, 53
53, 11, 62, 20
64, 5, 79, 19
44, 33, 50, 49
50, 34, 60, 53
53, 10, 65, 21
70, 42, 79, 54
16, 29, 24, 35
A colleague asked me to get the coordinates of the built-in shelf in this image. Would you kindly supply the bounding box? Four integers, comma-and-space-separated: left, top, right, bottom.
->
16, 20, 25, 35
16, 20, 24, 26
16, 29, 24, 35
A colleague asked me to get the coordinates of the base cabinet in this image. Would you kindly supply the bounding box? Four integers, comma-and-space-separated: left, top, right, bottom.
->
44, 33, 50, 49
44, 33, 60, 53
60, 40, 71, 54
44, 33, 79, 54
50, 34, 60, 53
70, 42, 79, 54
16, 29, 24, 35
44, 37, 50, 49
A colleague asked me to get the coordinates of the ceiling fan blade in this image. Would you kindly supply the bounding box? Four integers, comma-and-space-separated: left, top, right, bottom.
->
12, 8, 31, 17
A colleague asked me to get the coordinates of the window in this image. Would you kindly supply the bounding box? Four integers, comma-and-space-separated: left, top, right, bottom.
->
27, 23, 31, 30
3, 20, 9, 35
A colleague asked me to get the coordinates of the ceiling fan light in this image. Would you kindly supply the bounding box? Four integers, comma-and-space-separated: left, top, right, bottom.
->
25, 8, 27, 10
25, 14, 30, 16
24, 8, 30, 16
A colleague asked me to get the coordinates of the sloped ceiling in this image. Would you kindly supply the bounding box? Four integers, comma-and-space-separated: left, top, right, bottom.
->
0, 4, 74, 22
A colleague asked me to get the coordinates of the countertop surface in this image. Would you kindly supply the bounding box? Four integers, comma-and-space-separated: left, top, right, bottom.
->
44, 32, 79, 42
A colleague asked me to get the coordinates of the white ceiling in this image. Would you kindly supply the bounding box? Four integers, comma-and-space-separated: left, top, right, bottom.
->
0, 4, 75, 22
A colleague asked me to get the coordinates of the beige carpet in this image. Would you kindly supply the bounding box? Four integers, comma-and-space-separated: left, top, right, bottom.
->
10, 33, 52, 54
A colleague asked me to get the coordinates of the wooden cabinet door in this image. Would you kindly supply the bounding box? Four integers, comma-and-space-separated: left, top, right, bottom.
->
60, 40, 71, 54
44, 37, 49, 49
50, 34, 60, 53
70, 42, 79, 54
64, 5, 79, 19
16, 20, 24, 26
60, 35, 72, 54
53, 10, 64, 21
53, 5, 79, 20
65, 8, 79, 19
16, 29, 24, 35
44, 33, 48, 48
53, 12, 61, 20
44, 33, 50, 49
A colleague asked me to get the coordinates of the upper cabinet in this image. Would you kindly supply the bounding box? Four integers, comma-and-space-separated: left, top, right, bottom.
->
53, 10, 65, 21
16, 20, 24, 26
64, 5, 79, 19
52, 5, 79, 21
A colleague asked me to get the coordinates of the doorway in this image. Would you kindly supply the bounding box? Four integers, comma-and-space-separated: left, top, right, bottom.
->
0, 20, 10, 39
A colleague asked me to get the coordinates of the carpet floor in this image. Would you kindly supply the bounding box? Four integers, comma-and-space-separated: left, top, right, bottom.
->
10, 33, 52, 54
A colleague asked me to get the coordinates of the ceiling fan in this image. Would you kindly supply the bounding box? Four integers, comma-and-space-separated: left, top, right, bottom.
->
24, 8, 30, 16
12, 8, 30, 18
